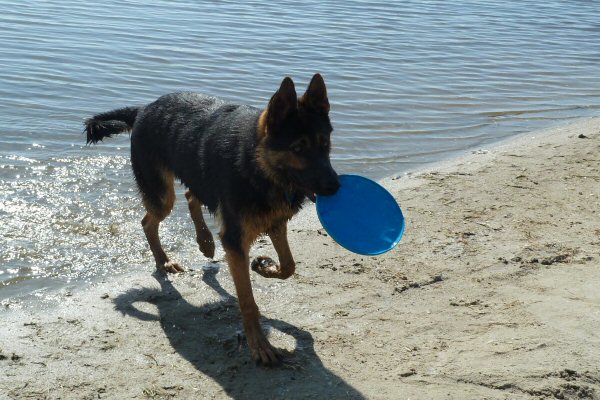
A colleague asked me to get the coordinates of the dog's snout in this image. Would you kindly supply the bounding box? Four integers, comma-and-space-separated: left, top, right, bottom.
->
327, 177, 341, 194
319, 175, 340, 196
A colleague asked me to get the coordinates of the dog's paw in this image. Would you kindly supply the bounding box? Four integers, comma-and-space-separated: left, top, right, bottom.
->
159, 261, 185, 273
251, 256, 295, 279
246, 332, 282, 367
251, 256, 279, 277
197, 237, 215, 259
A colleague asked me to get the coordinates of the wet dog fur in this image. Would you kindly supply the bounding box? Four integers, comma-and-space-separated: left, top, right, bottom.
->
84, 74, 340, 365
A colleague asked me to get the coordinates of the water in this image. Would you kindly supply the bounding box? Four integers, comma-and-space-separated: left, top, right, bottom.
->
1, 0, 599, 301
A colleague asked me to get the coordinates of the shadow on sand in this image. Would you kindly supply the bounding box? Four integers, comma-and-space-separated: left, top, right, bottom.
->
114, 266, 365, 399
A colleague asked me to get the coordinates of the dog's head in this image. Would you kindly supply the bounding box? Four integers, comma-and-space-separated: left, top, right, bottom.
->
257, 74, 340, 200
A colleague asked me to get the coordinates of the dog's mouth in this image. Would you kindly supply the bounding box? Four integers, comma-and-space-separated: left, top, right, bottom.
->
295, 187, 316, 203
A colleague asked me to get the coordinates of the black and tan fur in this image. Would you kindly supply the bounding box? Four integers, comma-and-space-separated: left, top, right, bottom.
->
84, 74, 340, 365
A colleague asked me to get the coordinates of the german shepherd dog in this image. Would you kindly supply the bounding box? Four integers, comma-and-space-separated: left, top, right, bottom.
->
84, 74, 340, 365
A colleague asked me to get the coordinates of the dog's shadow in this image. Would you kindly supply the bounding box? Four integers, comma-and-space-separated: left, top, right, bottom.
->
114, 266, 365, 399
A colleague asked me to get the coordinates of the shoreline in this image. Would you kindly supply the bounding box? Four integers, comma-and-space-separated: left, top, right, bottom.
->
0, 116, 594, 306
1, 117, 599, 399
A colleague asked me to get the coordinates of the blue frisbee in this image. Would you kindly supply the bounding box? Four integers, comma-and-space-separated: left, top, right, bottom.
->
316, 174, 405, 256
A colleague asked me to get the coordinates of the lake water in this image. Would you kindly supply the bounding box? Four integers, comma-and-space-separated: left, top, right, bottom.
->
1, 0, 599, 302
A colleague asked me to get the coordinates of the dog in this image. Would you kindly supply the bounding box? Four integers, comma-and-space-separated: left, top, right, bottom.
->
84, 74, 340, 365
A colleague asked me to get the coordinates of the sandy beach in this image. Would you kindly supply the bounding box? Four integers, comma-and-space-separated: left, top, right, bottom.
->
1, 117, 599, 399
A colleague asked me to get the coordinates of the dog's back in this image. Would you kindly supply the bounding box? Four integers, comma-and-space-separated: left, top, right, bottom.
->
131, 92, 262, 214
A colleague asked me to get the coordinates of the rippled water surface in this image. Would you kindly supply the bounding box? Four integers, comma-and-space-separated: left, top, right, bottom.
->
1, 0, 599, 300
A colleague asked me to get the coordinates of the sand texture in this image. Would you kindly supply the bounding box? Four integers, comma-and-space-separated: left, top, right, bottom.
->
1, 118, 599, 399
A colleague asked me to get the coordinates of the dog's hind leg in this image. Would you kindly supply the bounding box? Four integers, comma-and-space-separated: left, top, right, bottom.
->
141, 212, 183, 273
136, 168, 184, 273
185, 190, 215, 259
251, 222, 295, 280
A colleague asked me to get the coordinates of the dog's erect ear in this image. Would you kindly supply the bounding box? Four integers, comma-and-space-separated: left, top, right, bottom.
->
300, 73, 330, 114
266, 77, 298, 131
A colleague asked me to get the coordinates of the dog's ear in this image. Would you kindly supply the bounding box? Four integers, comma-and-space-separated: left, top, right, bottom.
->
266, 77, 298, 132
300, 73, 329, 114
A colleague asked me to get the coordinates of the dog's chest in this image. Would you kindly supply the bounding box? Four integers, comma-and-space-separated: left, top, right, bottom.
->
242, 196, 299, 235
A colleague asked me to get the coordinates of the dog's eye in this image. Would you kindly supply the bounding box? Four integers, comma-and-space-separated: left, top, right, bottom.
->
290, 144, 304, 154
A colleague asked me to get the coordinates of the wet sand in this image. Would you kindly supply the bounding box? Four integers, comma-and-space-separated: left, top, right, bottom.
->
1, 118, 599, 399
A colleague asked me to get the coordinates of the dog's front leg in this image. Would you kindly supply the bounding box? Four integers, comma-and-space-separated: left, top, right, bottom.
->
225, 245, 282, 365
251, 222, 296, 279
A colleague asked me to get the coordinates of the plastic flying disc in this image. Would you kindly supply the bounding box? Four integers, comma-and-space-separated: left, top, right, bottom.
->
316, 174, 405, 256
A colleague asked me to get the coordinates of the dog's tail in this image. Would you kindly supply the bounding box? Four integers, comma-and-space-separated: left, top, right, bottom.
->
84, 106, 140, 145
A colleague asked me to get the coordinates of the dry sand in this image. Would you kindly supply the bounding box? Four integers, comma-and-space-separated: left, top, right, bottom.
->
1, 118, 599, 399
